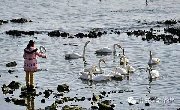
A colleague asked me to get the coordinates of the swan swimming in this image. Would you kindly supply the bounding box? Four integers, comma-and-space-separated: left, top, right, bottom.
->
80, 69, 112, 82
80, 59, 112, 82
79, 71, 90, 80
95, 44, 122, 55
126, 63, 135, 73
89, 68, 112, 82
113, 55, 129, 77
83, 58, 106, 74
148, 51, 160, 65
127, 97, 138, 105
80, 58, 106, 80
65, 41, 90, 60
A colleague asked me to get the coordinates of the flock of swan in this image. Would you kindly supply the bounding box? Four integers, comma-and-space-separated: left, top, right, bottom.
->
64, 41, 160, 82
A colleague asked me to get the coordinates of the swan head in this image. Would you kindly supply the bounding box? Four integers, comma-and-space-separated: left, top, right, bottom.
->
113, 44, 122, 54
115, 44, 122, 49
99, 58, 106, 64
84, 41, 90, 47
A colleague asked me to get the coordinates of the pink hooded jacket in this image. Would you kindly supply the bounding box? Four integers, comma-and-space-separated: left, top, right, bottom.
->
23, 47, 46, 72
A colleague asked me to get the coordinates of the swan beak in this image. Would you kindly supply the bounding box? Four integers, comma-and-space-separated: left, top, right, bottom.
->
85, 41, 90, 45
103, 60, 106, 64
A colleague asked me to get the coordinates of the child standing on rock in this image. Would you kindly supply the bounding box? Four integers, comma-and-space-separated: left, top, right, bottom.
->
23, 40, 46, 88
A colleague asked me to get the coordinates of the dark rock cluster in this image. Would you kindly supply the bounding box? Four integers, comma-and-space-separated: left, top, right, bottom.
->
57, 84, 69, 93
157, 19, 177, 25
10, 18, 32, 23
48, 30, 107, 38
0, 20, 8, 25
6, 61, 17, 67
6, 30, 35, 36
0, 18, 31, 25
1, 81, 20, 94
98, 100, 115, 110
164, 27, 180, 37
126, 27, 180, 44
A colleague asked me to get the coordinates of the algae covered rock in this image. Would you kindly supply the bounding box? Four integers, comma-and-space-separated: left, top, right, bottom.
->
6, 61, 17, 67
62, 105, 82, 110
98, 100, 115, 110
45, 103, 57, 110
10, 18, 32, 23
57, 84, 69, 92
8, 81, 21, 89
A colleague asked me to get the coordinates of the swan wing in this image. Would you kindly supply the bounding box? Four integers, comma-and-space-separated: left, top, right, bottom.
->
148, 58, 160, 65
152, 58, 160, 63
93, 68, 103, 74
84, 67, 93, 73
127, 64, 135, 73
95, 47, 112, 53
151, 70, 159, 78
120, 57, 129, 63
65, 53, 81, 59
80, 71, 89, 80
93, 75, 110, 82
115, 67, 127, 75
127, 97, 137, 105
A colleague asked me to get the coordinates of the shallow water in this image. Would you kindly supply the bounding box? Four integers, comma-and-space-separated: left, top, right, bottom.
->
0, 0, 180, 110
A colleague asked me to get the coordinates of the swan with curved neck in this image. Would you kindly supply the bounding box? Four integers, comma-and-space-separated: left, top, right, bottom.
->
88, 64, 112, 82
65, 41, 90, 60
148, 51, 160, 65
112, 55, 128, 77
80, 59, 112, 81
95, 44, 122, 55
93, 58, 106, 74
83, 58, 106, 74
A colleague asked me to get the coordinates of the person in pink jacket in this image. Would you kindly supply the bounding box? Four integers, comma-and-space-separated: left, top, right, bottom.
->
23, 40, 46, 88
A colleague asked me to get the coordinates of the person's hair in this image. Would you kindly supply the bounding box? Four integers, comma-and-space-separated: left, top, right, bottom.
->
24, 40, 38, 53
26, 40, 34, 49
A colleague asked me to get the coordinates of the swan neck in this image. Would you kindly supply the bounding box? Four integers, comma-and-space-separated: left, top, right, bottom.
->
123, 49, 125, 55
148, 68, 152, 78
150, 51, 152, 59
82, 45, 86, 58
98, 60, 102, 72
113, 44, 116, 53
89, 71, 93, 80
123, 56, 126, 68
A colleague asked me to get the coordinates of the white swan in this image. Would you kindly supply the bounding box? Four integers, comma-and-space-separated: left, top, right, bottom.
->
126, 64, 135, 73
79, 71, 91, 80
80, 69, 111, 81
113, 55, 128, 77
127, 97, 138, 105
80, 59, 112, 82
95, 44, 122, 55
65, 41, 90, 60
89, 69, 112, 82
148, 51, 160, 65
83, 58, 106, 74
147, 67, 159, 79
80, 59, 106, 80
110, 67, 125, 80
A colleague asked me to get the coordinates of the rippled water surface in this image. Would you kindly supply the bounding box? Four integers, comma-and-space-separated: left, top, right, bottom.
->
0, 0, 180, 110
